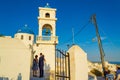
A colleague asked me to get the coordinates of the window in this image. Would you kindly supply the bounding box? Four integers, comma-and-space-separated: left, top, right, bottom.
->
21, 35, 23, 40
45, 13, 50, 18
36, 44, 39, 47
29, 36, 31, 40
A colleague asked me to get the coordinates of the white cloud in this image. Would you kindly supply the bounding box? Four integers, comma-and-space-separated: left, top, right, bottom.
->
92, 36, 107, 42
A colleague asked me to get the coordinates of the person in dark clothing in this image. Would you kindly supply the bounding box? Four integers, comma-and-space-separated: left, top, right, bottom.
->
104, 67, 109, 78
105, 70, 114, 80
39, 53, 45, 78
115, 66, 120, 80
32, 55, 38, 77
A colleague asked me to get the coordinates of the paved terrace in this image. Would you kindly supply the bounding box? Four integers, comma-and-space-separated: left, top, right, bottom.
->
30, 70, 105, 80
30, 77, 45, 80
30, 77, 105, 80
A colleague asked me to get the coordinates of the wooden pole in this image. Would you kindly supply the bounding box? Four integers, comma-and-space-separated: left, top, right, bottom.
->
91, 14, 106, 77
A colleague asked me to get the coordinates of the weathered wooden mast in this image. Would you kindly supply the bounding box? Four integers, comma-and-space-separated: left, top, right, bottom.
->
91, 14, 106, 77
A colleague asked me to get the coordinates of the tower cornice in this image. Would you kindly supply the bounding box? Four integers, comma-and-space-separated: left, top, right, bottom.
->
39, 7, 57, 11
38, 17, 57, 21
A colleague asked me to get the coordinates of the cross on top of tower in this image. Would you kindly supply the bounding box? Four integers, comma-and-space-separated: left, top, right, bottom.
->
44, 3, 51, 8
25, 24, 28, 27
47, 3, 49, 6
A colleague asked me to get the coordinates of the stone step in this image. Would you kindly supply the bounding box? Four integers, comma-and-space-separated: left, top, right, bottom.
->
30, 77, 45, 80
97, 77, 105, 80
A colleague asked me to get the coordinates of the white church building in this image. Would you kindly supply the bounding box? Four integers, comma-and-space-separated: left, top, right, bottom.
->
0, 3, 58, 80
0, 3, 88, 80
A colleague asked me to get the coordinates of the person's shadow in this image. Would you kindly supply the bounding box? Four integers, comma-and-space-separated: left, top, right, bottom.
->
44, 63, 50, 80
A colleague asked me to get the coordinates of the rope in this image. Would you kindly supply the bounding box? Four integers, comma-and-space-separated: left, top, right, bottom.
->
57, 21, 91, 48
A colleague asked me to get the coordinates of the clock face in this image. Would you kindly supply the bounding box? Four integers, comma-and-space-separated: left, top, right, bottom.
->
42, 27, 51, 36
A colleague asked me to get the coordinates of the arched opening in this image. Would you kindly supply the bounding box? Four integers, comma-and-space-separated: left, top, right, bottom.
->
29, 36, 31, 40
45, 13, 50, 18
21, 35, 24, 40
42, 24, 52, 41
42, 24, 52, 36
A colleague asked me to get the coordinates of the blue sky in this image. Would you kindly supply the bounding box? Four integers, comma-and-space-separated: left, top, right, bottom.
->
0, 0, 120, 62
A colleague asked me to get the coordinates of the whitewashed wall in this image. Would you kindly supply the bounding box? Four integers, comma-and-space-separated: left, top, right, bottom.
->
0, 37, 31, 80
68, 45, 88, 80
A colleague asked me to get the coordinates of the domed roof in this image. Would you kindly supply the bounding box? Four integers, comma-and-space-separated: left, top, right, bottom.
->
17, 25, 34, 35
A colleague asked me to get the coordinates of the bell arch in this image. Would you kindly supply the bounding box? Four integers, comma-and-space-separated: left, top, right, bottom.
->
42, 24, 53, 36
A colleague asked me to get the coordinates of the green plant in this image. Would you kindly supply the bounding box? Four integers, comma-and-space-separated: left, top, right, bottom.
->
0, 34, 4, 37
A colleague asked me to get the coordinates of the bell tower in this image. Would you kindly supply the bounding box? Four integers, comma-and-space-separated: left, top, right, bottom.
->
35, 3, 58, 79
37, 3, 58, 42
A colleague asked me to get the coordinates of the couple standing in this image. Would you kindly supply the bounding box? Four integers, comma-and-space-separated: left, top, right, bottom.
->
32, 53, 45, 78
105, 65, 120, 80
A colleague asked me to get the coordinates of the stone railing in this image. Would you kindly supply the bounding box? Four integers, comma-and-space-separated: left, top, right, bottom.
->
36, 36, 58, 44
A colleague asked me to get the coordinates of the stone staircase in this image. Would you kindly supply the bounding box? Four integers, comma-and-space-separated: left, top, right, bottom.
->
97, 77, 105, 80
30, 77, 45, 80
30, 70, 45, 80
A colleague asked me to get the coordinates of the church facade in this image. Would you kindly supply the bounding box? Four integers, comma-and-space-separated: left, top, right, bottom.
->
0, 3, 58, 80
0, 3, 89, 80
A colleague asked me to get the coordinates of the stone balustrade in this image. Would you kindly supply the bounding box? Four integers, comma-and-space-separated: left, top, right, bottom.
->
36, 36, 58, 44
